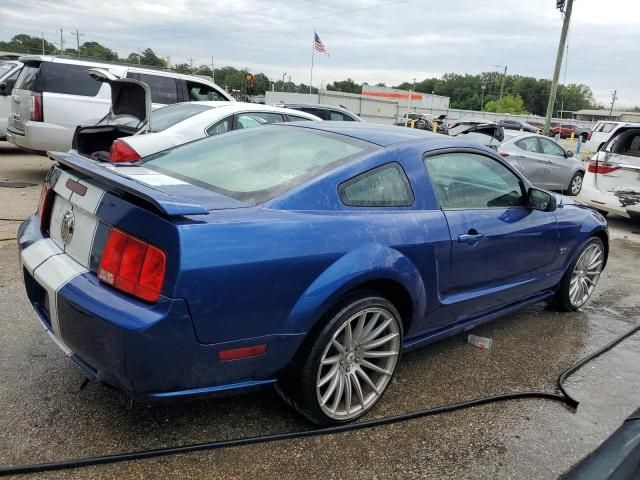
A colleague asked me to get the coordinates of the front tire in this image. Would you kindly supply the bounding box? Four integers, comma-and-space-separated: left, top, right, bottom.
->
552, 237, 605, 311
277, 295, 403, 425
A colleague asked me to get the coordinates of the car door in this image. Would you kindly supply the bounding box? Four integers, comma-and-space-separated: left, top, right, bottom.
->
512, 136, 549, 186
424, 150, 558, 321
538, 137, 570, 190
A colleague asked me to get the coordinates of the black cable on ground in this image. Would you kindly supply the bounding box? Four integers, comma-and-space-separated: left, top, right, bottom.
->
1, 322, 638, 477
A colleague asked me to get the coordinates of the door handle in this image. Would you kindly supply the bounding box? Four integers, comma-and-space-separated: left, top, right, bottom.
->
458, 231, 485, 244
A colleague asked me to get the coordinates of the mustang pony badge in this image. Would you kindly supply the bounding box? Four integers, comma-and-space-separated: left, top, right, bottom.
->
61, 209, 75, 245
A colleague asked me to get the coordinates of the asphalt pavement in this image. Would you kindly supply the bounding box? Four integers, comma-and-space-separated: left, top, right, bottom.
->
1, 141, 639, 479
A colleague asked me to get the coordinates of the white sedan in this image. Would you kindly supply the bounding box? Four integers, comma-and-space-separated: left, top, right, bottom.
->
72, 70, 321, 161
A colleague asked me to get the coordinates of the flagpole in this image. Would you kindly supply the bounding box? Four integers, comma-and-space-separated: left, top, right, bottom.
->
309, 31, 315, 94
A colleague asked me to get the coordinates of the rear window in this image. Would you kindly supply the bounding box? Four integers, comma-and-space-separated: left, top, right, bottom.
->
40, 62, 102, 96
150, 103, 213, 132
15, 63, 41, 91
186, 81, 227, 101
0, 62, 15, 77
143, 126, 374, 205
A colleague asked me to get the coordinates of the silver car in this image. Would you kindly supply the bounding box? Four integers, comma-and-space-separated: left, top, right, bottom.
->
499, 134, 585, 196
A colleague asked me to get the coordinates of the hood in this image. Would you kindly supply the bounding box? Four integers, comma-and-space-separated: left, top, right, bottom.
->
88, 68, 152, 131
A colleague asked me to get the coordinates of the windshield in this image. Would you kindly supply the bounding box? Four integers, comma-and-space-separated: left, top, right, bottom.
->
143, 126, 374, 205
148, 103, 213, 132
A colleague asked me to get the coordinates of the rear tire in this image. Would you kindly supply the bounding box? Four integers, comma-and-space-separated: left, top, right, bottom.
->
552, 237, 605, 311
566, 172, 584, 196
277, 294, 403, 425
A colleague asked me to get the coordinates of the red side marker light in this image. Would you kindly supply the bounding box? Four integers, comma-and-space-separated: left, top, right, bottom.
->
217, 345, 268, 361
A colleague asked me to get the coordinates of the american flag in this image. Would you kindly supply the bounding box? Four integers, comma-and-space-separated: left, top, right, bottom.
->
314, 32, 329, 56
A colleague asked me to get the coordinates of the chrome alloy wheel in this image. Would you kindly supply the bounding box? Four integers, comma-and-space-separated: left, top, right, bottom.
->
316, 307, 401, 421
570, 174, 583, 195
569, 242, 604, 307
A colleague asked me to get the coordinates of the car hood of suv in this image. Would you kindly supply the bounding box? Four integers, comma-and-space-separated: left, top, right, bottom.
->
88, 67, 152, 131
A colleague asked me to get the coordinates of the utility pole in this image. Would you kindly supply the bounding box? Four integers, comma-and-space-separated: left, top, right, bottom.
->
493, 64, 508, 111
480, 84, 486, 111
59, 28, 64, 54
187, 57, 194, 72
544, 0, 573, 135
74, 29, 84, 57
608, 90, 618, 119
282, 72, 287, 92
41, 32, 45, 54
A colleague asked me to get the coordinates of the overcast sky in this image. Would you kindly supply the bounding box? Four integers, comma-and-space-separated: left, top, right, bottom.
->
3, 0, 639, 107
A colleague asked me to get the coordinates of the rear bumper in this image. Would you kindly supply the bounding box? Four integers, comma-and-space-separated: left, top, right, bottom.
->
18, 215, 303, 399
579, 179, 640, 219
6, 120, 72, 153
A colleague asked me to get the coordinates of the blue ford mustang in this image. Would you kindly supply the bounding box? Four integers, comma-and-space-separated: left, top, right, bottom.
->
19, 122, 608, 425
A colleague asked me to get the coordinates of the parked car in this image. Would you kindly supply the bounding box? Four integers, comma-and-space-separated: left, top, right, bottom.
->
0, 58, 23, 139
72, 69, 320, 161
396, 113, 448, 134
19, 122, 607, 425
6, 55, 233, 153
276, 103, 362, 121
584, 120, 640, 152
499, 134, 585, 196
549, 123, 578, 138
578, 126, 640, 219
448, 120, 504, 149
497, 119, 541, 134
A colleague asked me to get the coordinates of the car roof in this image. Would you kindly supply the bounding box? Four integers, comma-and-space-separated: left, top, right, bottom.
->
275, 121, 445, 147
279, 103, 354, 112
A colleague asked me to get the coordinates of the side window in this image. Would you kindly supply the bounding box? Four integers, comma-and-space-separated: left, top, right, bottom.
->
235, 112, 284, 130
186, 81, 227, 101
329, 110, 356, 121
339, 163, 414, 207
516, 137, 540, 153
425, 152, 524, 209
601, 123, 616, 133
296, 107, 327, 120
135, 73, 178, 104
206, 116, 232, 136
286, 114, 314, 122
629, 134, 640, 154
539, 138, 565, 157
40, 63, 102, 96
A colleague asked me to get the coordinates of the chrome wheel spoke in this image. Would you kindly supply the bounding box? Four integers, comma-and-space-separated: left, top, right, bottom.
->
355, 367, 379, 394
320, 368, 341, 406
321, 355, 340, 366
351, 373, 365, 409
360, 311, 380, 340
361, 332, 399, 350
344, 373, 352, 414
362, 349, 397, 358
330, 373, 345, 414
360, 317, 392, 345
360, 359, 391, 376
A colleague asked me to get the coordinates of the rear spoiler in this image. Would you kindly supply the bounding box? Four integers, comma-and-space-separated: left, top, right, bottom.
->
49, 152, 209, 216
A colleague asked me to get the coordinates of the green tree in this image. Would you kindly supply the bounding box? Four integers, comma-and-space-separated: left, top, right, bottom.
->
484, 94, 528, 114
173, 63, 191, 74
0, 34, 56, 55
79, 41, 119, 61
326, 78, 361, 94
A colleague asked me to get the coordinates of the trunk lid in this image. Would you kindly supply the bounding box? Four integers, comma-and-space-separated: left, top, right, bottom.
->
88, 68, 152, 132
50, 151, 247, 215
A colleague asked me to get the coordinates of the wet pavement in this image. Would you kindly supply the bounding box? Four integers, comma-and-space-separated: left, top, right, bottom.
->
0, 142, 639, 479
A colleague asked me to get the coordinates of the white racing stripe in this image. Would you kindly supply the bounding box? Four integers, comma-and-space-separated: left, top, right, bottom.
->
21, 239, 62, 275
32, 253, 87, 335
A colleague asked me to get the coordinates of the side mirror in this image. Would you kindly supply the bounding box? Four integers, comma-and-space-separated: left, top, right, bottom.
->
566, 150, 574, 158
527, 187, 557, 212
0, 83, 6, 96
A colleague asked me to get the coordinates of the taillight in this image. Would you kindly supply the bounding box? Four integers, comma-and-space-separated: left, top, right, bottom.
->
109, 140, 141, 163
587, 161, 621, 174
98, 228, 166, 302
499, 151, 510, 157
37, 183, 54, 234
30, 93, 43, 122
587, 131, 592, 140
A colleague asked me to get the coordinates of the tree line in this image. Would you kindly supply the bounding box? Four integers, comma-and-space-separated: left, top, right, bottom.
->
2, 33, 600, 114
